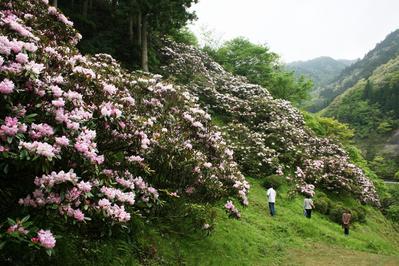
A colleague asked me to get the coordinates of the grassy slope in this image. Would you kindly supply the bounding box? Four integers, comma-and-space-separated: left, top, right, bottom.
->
53, 179, 399, 266
152, 178, 399, 265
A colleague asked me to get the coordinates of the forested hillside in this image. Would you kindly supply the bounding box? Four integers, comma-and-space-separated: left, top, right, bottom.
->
287, 56, 355, 88
322, 54, 399, 179
0, 1, 398, 265
310, 29, 399, 112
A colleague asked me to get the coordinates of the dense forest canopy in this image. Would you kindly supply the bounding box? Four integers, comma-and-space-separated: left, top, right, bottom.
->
56, 0, 198, 71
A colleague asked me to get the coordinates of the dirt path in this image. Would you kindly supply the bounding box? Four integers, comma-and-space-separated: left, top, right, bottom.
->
384, 180, 399, 185
284, 243, 399, 266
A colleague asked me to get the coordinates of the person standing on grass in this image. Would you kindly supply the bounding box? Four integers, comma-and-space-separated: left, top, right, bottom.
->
266, 185, 276, 216
303, 195, 315, 218
342, 210, 352, 236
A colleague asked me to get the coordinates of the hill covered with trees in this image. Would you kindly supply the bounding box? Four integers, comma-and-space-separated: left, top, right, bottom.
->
287, 56, 355, 89
321, 54, 399, 180
309, 29, 399, 112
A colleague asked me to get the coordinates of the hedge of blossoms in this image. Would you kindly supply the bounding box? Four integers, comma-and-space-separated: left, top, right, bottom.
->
160, 41, 380, 206
0, 0, 250, 252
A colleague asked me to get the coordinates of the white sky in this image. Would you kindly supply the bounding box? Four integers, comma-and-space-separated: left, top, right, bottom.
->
188, 0, 399, 63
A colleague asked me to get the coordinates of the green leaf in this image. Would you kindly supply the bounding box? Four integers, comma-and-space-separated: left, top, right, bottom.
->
0, 242, 5, 250
7, 218, 16, 225
3, 164, 8, 175
46, 249, 53, 256
20, 215, 30, 223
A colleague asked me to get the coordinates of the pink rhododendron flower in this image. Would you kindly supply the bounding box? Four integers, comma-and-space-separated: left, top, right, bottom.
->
0, 79, 15, 94
77, 181, 92, 193
73, 209, 85, 221
55, 136, 69, 146
15, 53, 28, 64
36, 229, 56, 249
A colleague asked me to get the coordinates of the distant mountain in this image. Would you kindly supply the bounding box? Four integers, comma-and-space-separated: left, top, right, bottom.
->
311, 29, 399, 112
287, 56, 355, 88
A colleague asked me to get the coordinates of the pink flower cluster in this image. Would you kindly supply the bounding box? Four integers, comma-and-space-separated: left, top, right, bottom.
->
233, 180, 250, 206
1, 12, 37, 40
224, 200, 241, 219
47, 6, 73, 27
35, 229, 56, 249
0, 78, 14, 94
0, 116, 27, 138
7, 224, 28, 235
300, 184, 315, 197
29, 123, 54, 139
103, 83, 118, 95
97, 199, 131, 222
19, 141, 57, 158
33, 169, 78, 188
100, 101, 122, 118
100, 186, 135, 205
74, 129, 104, 164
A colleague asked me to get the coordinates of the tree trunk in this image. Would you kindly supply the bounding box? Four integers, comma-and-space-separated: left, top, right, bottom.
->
83, 0, 88, 17
53, 0, 58, 8
137, 12, 142, 47
129, 15, 134, 43
89, 0, 93, 10
141, 15, 149, 72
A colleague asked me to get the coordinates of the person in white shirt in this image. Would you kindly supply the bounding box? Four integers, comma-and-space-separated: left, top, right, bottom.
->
304, 195, 315, 218
266, 185, 276, 216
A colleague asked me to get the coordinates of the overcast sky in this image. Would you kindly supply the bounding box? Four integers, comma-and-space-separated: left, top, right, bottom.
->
188, 0, 399, 63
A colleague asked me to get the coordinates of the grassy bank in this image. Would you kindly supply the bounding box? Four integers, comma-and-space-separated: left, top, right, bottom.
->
150, 178, 399, 265
51, 178, 399, 265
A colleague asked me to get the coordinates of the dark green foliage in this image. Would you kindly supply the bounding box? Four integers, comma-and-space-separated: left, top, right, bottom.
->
302, 112, 354, 144
381, 185, 399, 223
314, 193, 332, 215
369, 156, 398, 180
353, 206, 367, 224
328, 203, 346, 224
313, 193, 367, 224
57, 0, 198, 71
386, 205, 399, 222
262, 175, 285, 189
169, 27, 199, 47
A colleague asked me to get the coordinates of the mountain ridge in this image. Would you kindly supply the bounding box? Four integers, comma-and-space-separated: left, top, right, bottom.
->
310, 29, 399, 112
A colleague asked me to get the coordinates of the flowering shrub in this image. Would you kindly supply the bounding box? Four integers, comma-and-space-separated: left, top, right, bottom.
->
0, 0, 249, 253
0, 216, 56, 257
161, 40, 380, 206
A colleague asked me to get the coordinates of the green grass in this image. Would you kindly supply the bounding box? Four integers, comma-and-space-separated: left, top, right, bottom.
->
52, 178, 399, 265
149, 178, 399, 265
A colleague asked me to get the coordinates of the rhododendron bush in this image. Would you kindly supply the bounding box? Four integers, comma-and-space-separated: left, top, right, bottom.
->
0, 0, 249, 254
161, 41, 380, 206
